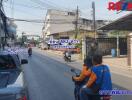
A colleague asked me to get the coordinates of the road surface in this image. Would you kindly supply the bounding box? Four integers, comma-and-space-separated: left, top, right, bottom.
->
22, 48, 132, 100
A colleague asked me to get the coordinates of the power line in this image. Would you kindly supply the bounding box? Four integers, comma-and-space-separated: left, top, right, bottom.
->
5, 2, 47, 10
30, 0, 70, 11
5, 4, 76, 21
17, 29, 42, 34
39, 0, 60, 9
8, 17, 76, 24
10, 0, 14, 18
4, 0, 48, 10
4, 5, 45, 17
8, 17, 76, 22
30, 0, 57, 9
41, 0, 70, 10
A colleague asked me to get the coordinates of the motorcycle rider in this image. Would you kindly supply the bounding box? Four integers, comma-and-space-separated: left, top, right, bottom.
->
80, 53, 112, 100
63, 49, 71, 61
28, 47, 32, 56
72, 41, 100, 96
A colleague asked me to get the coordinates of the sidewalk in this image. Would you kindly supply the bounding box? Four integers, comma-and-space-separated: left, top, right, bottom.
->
43, 49, 132, 78
46, 50, 63, 56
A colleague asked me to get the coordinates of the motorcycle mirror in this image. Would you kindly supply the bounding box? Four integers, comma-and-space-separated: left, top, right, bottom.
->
71, 68, 75, 72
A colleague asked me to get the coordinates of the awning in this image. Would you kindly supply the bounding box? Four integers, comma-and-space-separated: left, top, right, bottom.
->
98, 13, 132, 31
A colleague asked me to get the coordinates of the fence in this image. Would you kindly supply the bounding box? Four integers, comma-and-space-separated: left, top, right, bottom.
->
86, 37, 127, 56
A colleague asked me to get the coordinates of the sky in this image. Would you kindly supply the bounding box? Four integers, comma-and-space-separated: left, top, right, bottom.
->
3, 0, 131, 37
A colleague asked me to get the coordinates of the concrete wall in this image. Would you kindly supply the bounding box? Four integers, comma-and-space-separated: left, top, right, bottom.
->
43, 9, 76, 40
43, 9, 110, 40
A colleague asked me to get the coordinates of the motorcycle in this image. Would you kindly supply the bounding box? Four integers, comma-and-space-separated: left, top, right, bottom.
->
71, 68, 82, 100
64, 55, 71, 62
71, 68, 111, 100
28, 48, 32, 57
28, 52, 32, 57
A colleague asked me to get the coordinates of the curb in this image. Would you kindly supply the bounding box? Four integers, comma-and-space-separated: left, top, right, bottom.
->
47, 50, 63, 56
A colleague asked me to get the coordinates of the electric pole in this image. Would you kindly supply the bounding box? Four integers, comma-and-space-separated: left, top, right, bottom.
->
0, 0, 2, 50
92, 1, 96, 39
0, 0, 2, 8
0, 0, 6, 50
21, 32, 25, 47
75, 6, 79, 39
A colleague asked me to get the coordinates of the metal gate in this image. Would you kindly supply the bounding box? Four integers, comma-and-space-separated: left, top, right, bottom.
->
86, 37, 127, 56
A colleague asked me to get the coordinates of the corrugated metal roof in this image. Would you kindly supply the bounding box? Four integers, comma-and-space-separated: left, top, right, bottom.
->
98, 13, 132, 31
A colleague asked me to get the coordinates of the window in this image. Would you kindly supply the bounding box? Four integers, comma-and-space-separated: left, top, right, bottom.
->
68, 12, 76, 16
0, 55, 16, 70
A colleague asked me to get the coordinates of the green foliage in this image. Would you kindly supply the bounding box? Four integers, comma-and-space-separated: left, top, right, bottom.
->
108, 30, 129, 37
75, 42, 82, 49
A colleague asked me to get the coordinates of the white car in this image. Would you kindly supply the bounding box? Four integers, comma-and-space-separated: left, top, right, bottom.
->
0, 51, 28, 100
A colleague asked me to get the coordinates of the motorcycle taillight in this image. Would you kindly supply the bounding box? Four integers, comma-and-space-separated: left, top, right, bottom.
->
18, 96, 27, 100
102, 95, 111, 100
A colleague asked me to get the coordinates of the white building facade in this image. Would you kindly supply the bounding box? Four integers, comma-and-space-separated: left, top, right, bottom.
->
42, 9, 110, 40
42, 9, 76, 40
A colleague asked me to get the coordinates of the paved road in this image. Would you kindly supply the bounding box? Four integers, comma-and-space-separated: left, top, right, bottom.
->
23, 51, 75, 100
22, 49, 132, 100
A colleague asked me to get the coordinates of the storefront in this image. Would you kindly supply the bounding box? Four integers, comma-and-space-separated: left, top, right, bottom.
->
99, 13, 132, 68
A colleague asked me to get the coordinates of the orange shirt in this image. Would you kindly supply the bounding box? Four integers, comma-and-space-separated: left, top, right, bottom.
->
73, 64, 91, 81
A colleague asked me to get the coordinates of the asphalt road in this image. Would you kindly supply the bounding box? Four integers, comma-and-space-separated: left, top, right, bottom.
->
23, 51, 75, 100
22, 49, 132, 100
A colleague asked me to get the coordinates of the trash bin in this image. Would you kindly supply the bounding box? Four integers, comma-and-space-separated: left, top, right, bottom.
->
111, 49, 116, 57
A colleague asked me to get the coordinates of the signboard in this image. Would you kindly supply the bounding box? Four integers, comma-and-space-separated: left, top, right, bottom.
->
108, 0, 132, 11
51, 45, 75, 49
47, 39, 80, 45
47, 39, 80, 49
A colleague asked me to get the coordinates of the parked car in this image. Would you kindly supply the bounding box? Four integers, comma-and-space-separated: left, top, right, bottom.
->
0, 51, 28, 100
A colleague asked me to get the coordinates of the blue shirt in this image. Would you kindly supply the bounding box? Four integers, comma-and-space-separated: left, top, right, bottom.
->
91, 65, 112, 90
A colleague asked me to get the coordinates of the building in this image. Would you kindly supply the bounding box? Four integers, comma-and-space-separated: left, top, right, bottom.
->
42, 9, 110, 40
0, 1, 17, 49
6, 19, 17, 46
42, 9, 76, 40
7, 20, 17, 39
0, 10, 17, 48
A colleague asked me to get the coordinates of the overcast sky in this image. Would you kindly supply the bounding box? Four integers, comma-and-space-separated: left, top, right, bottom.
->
3, 0, 130, 37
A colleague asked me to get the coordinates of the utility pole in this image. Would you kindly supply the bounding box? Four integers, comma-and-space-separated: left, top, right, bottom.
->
117, 32, 120, 57
75, 6, 79, 39
0, 0, 2, 8
10, 0, 14, 18
92, 1, 96, 39
21, 32, 25, 47
0, 0, 2, 50
0, 0, 5, 50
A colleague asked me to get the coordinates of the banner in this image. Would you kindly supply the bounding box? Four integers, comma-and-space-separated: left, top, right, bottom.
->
47, 39, 80, 45
47, 39, 80, 49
